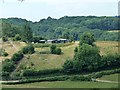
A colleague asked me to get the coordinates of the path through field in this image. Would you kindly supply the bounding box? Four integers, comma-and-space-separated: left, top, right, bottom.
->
96, 79, 119, 83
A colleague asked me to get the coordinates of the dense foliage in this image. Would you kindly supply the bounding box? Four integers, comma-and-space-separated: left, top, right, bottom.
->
22, 45, 35, 54
63, 33, 120, 73
1, 16, 119, 41
50, 45, 62, 55
0, 48, 8, 57
2, 51, 24, 80
80, 32, 95, 46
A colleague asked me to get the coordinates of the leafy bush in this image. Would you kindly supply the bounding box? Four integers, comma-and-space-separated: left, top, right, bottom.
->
2, 36, 8, 42
3, 52, 8, 57
11, 52, 24, 62
55, 48, 62, 55
100, 54, 120, 69
50, 45, 62, 55
70, 75, 91, 81
50, 45, 56, 54
22, 45, 35, 54
2, 59, 15, 72
63, 60, 74, 73
0, 48, 8, 57
14, 34, 21, 41
93, 68, 120, 78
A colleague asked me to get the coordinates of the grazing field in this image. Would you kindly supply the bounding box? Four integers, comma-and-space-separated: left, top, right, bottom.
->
1, 41, 120, 88
0, 41, 26, 60
13, 41, 119, 71
2, 81, 118, 88
95, 41, 118, 55
17, 42, 78, 70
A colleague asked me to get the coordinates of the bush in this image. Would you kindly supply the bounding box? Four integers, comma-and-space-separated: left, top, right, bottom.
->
2, 36, 8, 42
2, 59, 15, 72
50, 45, 56, 54
100, 54, 120, 69
0, 48, 8, 57
70, 75, 91, 81
3, 52, 8, 57
14, 34, 21, 41
55, 48, 62, 55
63, 60, 74, 73
11, 52, 24, 62
22, 45, 35, 54
92, 68, 120, 78
50, 45, 62, 55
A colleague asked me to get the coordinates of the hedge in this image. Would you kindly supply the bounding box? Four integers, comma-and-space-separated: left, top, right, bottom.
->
22, 69, 63, 77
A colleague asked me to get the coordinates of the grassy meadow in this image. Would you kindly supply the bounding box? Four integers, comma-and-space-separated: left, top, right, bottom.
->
2, 81, 118, 88
0, 41, 26, 60
1, 41, 119, 88
15, 41, 119, 71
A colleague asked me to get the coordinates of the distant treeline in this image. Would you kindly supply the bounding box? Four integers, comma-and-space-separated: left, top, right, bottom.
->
0, 16, 119, 41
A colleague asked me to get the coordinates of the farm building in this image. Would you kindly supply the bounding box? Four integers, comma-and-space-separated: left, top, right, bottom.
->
39, 40, 46, 43
46, 39, 68, 43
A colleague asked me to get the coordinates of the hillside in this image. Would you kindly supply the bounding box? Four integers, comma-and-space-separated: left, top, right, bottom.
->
5, 41, 117, 72
1, 16, 119, 41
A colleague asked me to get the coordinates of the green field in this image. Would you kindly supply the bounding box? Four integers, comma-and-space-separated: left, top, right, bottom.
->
98, 73, 119, 82
15, 41, 119, 71
2, 81, 118, 88
0, 41, 26, 60
2, 41, 120, 88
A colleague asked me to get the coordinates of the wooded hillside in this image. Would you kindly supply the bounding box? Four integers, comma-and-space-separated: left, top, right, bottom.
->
1, 16, 119, 41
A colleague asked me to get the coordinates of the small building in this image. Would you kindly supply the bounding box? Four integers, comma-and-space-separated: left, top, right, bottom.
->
47, 39, 57, 43
58, 39, 69, 43
39, 40, 46, 43
46, 39, 69, 43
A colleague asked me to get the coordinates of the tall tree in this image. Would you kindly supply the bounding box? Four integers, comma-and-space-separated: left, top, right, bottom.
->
21, 22, 33, 43
80, 32, 95, 46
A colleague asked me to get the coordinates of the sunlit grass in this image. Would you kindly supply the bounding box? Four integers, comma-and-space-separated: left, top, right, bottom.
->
2, 81, 118, 88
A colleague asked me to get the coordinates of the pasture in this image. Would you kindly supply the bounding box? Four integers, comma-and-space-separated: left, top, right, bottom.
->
1, 41, 120, 88
2, 81, 118, 88
16, 41, 119, 71
0, 41, 26, 60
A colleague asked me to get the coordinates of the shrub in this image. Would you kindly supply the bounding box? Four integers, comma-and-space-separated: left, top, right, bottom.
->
50, 45, 56, 54
22, 45, 35, 54
2, 59, 15, 72
0, 48, 8, 57
70, 75, 91, 81
55, 48, 62, 55
2, 36, 8, 42
3, 52, 8, 57
11, 52, 24, 62
50, 45, 62, 55
100, 54, 120, 69
14, 34, 21, 41
63, 60, 74, 73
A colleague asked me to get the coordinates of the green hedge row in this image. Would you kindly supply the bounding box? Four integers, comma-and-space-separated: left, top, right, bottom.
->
3, 68, 120, 84
33, 42, 74, 48
3, 75, 91, 85
91, 68, 120, 78
22, 69, 63, 77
